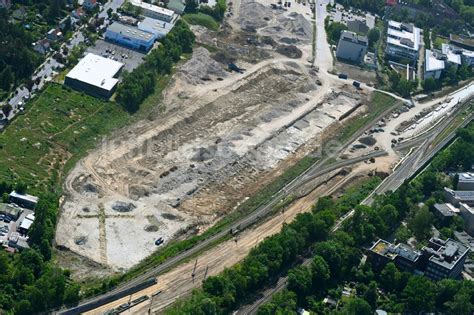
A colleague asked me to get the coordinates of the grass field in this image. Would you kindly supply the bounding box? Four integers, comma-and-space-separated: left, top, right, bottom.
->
339, 91, 398, 142
183, 13, 219, 31
0, 84, 130, 193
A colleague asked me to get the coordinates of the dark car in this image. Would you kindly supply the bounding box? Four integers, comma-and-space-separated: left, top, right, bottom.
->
155, 237, 164, 246
338, 73, 348, 79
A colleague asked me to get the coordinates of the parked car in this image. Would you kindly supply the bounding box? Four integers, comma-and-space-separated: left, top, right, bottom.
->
155, 237, 164, 246
338, 73, 348, 79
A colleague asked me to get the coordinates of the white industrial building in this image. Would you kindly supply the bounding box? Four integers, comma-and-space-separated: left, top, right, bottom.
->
336, 30, 368, 63
65, 53, 124, 99
138, 17, 174, 40
105, 22, 155, 51
386, 20, 420, 62
424, 49, 446, 79
424, 44, 466, 80
129, 0, 177, 22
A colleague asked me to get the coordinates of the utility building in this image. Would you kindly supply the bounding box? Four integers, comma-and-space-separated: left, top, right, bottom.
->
336, 30, 368, 63
105, 23, 155, 52
65, 53, 124, 99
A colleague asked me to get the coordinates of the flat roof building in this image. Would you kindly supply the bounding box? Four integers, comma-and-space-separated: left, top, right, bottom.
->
441, 44, 462, 67
433, 203, 459, 225
347, 20, 369, 35
422, 237, 469, 281
424, 49, 445, 80
0, 203, 22, 220
65, 53, 124, 99
167, 0, 186, 14
138, 17, 174, 40
386, 20, 420, 62
129, 0, 176, 22
457, 172, 474, 191
9, 191, 38, 210
368, 239, 421, 272
336, 30, 368, 63
105, 23, 155, 52
460, 203, 474, 236
450, 34, 474, 51
444, 187, 474, 207
18, 213, 35, 235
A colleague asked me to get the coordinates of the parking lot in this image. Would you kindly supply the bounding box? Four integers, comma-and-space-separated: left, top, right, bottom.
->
86, 39, 147, 73
329, 4, 376, 29
0, 206, 34, 250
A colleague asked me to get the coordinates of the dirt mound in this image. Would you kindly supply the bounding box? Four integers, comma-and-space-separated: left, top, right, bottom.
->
144, 224, 159, 232
179, 47, 228, 85
276, 45, 303, 58
238, 2, 274, 30
111, 201, 136, 212
262, 12, 312, 43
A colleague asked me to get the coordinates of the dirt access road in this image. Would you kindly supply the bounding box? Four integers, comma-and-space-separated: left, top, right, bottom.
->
55, 0, 366, 274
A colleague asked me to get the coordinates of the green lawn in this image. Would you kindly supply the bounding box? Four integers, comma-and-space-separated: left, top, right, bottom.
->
0, 84, 130, 193
183, 13, 219, 31
339, 91, 398, 142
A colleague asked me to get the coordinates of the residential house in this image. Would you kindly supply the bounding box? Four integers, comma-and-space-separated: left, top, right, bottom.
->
83, 0, 98, 11
32, 39, 51, 55
72, 7, 86, 19
46, 28, 64, 41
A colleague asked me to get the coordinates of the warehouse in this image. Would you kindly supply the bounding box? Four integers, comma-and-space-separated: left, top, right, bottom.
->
138, 17, 174, 40
65, 53, 124, 99
105, 23, 155, 52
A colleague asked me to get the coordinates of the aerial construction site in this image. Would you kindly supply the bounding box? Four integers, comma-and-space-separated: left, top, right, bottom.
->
55, 0, 473, 300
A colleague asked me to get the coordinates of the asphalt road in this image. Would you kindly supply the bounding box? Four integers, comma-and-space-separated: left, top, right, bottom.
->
3, 0, 122, 121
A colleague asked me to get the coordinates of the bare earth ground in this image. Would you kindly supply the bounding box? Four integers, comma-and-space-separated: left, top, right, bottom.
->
55, 0, 369, 275
86, 167, 383, 315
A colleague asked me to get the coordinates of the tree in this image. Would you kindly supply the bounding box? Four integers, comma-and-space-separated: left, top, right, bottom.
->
408, 206, 434, 241
423, 77, 439, 92
0, 66, 14, 91
326, 21, 348, 44
445, 289, 474, 314
107, 8, 113, 18
363, 281, 378, 309
185, 0, 198, 13
341, 297, 372, 315
402, 276, 436, 313
311, 255, 330, 293
2, 104, 12, 118
14, 182, 27, 194
379, 263, 401, 293
288, 266, 312, 298
367, 28, 380, 48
